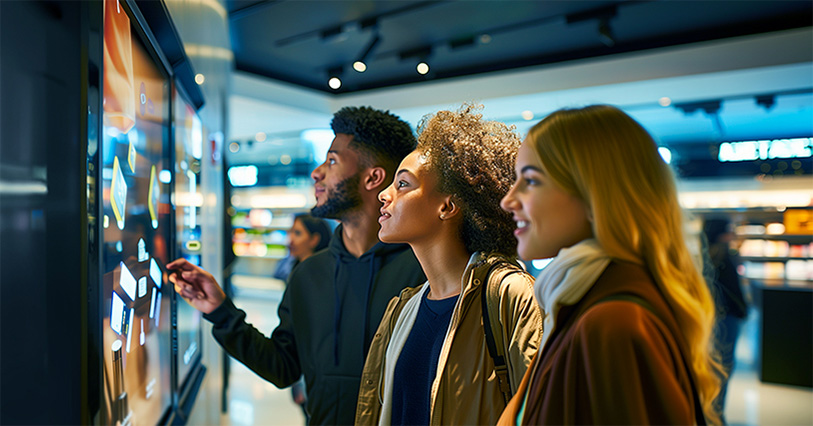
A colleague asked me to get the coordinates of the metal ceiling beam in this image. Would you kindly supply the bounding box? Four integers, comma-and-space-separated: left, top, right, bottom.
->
229, 0, 283, 21
273, 0, 448, 47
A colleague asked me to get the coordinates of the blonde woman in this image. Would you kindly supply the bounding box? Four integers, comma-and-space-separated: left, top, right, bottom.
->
499, 105, 721, 425
356, 105, 542, 425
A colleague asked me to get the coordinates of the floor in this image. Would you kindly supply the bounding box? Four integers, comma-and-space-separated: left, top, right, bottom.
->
220, 277, 812, 426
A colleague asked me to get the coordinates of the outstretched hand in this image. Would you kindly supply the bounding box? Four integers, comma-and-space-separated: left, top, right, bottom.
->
167, 258, 227, 314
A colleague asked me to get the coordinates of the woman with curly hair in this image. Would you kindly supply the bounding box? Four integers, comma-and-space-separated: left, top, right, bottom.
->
355, 104, 543, 425
498, 105, 722, 425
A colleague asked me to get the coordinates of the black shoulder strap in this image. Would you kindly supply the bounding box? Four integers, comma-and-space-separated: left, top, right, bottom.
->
597, 293, 707, 426
479, 260, 522, 404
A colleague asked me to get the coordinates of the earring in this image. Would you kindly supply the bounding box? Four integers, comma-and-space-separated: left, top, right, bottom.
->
440, 214, 447, 220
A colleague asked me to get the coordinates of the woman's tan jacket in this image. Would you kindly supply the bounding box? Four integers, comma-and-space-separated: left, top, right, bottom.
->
354, 253, 543, 425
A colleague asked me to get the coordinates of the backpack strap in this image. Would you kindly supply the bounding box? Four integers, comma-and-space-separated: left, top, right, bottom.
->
597, 293, 707, 426
478, 259, 523, 404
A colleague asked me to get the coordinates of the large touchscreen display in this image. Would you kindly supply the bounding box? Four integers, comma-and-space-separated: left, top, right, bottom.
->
173, 88, 203, 387
100, 0, 172, 423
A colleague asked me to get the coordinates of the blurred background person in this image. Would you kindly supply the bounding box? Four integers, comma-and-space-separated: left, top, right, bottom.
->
273, 214, 332, 281
276, 213, 332, 421
703, 218, 748, 423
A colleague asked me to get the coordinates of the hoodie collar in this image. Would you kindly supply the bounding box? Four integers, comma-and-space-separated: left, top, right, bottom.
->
329, 223, 411, 263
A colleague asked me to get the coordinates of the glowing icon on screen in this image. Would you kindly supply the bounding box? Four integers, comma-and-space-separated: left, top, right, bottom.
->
155, 293, 162, 327
127, 140, 136, 172
138, 276, 147, 298
139, 319, 145, 346
110, 156, 127, 230
110, 291, 126, 335
150, 287, 156, 319
119, 261, 136, 301
137, 238, 147, 262
148, 164, 159, 229
126, 308, 134, 353
103, 215, 109, 229
150, 258, 161, 288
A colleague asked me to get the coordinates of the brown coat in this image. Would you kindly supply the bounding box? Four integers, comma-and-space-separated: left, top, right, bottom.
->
499, 261, 701, 425
356, 254, 543, 425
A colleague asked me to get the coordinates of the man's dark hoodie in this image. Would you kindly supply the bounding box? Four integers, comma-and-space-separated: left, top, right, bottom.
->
205, 224, 425, 425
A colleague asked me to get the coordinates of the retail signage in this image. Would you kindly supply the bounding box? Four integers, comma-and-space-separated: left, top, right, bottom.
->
718, 137, 812, 162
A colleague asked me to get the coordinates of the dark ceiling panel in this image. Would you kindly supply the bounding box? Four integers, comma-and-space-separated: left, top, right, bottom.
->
226, 0, 813, 93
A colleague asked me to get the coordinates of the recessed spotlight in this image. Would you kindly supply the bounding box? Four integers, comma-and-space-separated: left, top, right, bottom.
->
521, 110, 534, 121
480, 34, 492, 44
659, 97, 672, 107
417, 62, 429, 75
255, 132, 267, 142
328, 77, 342, 90
228, 142, 240, 153
195, 73, 205, 85
353, 61, 367, 72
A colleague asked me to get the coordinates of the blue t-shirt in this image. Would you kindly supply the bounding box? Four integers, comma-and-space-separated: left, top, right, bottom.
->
391, 290, 459, 426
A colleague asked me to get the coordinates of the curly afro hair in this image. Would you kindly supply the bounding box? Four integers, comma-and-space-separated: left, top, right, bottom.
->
331, 106, 416, 178
416, 103, 521, 256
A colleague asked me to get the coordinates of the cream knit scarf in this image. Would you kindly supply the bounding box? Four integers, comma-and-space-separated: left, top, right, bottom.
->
534, 238, 611, 354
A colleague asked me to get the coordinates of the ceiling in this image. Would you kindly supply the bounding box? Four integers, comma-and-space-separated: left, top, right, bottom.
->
226, 0, 812, 94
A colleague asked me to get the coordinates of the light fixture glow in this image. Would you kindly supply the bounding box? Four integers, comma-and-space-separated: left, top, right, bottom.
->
229, 142, 240, 153
353, 61, 367, 72
328, 77, 342, 90
659, 97, 672, 107
255, 132, 267, 142
521, 110, 534, 121
416, 62, 429, 75
227, 165, 258, 187
532, 259, 554, 270
158, 169, 172, 184
658, 147, 672, 164
194, 73, 205, 85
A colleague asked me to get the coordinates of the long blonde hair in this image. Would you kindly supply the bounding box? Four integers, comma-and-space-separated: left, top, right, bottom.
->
527, 105, 722, 423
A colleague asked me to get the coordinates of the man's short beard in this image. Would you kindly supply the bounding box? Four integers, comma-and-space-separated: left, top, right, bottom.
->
311, 173, 363, 220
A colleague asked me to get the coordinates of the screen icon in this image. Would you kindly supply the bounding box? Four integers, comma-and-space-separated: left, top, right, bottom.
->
119, 261, 136, 301
148, 164, 159, 229
110, 292, 126, 335
110, 156, 127, 230
150, 258, 161, 288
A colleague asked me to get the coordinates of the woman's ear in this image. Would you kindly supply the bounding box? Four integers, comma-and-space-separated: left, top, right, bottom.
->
363, 166, 387, 191
438, 197, 461, 221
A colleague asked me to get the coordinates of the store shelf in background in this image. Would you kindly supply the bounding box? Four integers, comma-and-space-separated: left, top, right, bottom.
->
678, 176, 813, 210
232, 241, 287, 258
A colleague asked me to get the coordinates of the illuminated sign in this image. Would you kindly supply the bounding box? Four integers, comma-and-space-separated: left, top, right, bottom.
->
228, 165, 258, 187
718, 138, 812, 162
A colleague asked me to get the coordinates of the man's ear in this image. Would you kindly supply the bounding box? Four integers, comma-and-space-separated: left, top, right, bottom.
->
438, 196, 462, 221
363, 166, 388, 191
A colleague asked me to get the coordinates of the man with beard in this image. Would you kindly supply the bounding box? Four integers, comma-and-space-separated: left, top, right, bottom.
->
168, 107, 426, 425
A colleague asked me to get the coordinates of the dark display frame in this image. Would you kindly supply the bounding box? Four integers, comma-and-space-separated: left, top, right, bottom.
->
89, 0, 207, 424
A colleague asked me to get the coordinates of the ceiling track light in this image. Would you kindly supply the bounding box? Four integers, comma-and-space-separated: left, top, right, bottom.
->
353, 34, 381, 73
327, 66, 343, 90
598, 17, 615, 47
674, 100, 722, 116
756, 94, 776, 111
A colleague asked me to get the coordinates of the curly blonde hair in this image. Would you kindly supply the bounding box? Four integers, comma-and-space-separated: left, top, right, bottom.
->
416, 104, 521, 255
